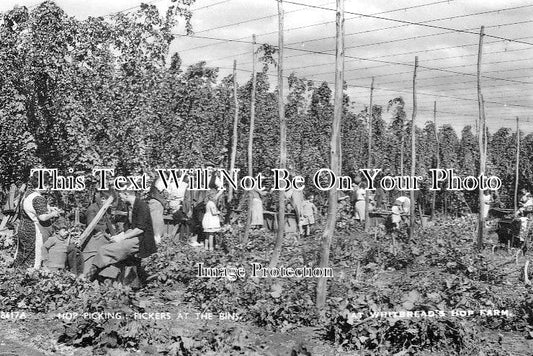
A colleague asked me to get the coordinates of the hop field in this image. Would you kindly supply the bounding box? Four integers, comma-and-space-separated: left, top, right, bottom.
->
1, 217, 533, 355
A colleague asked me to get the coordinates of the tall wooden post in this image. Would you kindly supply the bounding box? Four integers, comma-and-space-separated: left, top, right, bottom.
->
228, 60, 239, 203
269, 0, 286, 268
317, 0, 344, 308
364, 77, 374, 232
483, 94, 488, 163
477, 26, 486, 250
431, 101, 439, 220
367, 77, 374, 168
514, 117, 520, 212
243, 35, 257, 244
409, 57, 418, 240
400, 133, 404, 177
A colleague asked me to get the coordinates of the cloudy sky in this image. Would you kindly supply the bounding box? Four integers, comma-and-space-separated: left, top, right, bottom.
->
2, 0, 532, 133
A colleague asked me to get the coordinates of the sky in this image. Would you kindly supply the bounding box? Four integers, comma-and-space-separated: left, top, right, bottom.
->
1, 0, 532, 134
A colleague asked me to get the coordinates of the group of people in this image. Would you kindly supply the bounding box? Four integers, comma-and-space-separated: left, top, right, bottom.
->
7, 167, 529, 283
342, 180, 411, 230
8, 175, 157, 282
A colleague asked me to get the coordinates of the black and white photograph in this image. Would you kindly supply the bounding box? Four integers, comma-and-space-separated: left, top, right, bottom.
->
0, 0, 532, 354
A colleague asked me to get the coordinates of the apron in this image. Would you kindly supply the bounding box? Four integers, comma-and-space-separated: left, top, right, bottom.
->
23, 192, 46, 269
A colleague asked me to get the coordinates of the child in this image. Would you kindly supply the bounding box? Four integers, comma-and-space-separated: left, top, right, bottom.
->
41, 219, 69, 271
202, 192, 221, 251
301, 194, 318, 237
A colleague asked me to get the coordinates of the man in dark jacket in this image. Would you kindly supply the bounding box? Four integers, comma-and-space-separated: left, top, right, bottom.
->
82, 191, 117, 274
85, 190, 157, 281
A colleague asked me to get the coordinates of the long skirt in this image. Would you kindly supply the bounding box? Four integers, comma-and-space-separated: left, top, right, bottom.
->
14, 217, 49, 268
250, 198, 264, 227
355, 201, 366, 221
148, 199, 165, 243
483, 203, 490, 219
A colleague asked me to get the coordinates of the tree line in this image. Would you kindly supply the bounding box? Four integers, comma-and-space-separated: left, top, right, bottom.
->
1, 1, 532, 214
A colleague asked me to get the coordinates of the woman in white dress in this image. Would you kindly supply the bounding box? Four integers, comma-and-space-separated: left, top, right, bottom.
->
202, 192, 221, 251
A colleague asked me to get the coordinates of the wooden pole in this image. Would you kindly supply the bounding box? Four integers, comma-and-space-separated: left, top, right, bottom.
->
228, 60, 239, 203
409, 56, 418, 240
79, 196, 114, 248
483, 94, 488, 162
243, 36, 257, 244
364, 77, 374, 232
400, 133, 404, 177
269, 0, 286, 268
514, 117, 520, 212
367, 77, 374, 168
477, 25, 486, 250
431, 101, 439, 220
317, 0, 344, 308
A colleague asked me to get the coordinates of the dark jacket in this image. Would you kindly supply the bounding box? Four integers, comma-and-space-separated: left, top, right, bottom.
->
86, 201, 116, 235
147, 184, 167, 208
131, 197, 157, 258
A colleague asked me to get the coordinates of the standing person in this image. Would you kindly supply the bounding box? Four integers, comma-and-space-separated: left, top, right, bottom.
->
86, 191, 116, 236
14, 176, 61, 269
354, 182, 367, 222
285, 185, 304, 235
250, 186, 267, 229
147, 177, 167, 245
391, 196, 411, 229
516, 194, 533, 243
166, 173, 190, 240
349, 182, 359, 216
301, 193, 318, 237
482, 190, 493, 219
167, 173, 189, 213
84, 190, 157, 281
41, 219, 69, 271
83, 191, 116, 274
202, 191, 221, 251
189, 190, 206, 247
520, 188, 531, 207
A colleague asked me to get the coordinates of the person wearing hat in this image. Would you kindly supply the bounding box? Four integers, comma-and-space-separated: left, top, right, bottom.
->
41, 218, 70, 271
520, 188, 532, 208
391, 195, 411, 229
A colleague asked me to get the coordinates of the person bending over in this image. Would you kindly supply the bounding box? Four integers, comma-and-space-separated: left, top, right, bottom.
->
84, 190, 157, 281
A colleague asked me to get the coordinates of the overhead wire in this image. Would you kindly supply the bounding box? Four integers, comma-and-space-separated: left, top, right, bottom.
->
180, 0, 455, 53
192, 0, 335, 34
280, 0, 533, 46
264, 19, 533, 66
284, 45, 533, 74
174, 32, 533, 85
197, 4, 533, 66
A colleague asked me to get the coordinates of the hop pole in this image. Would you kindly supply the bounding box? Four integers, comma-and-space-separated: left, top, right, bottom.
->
514, 117, 520, 212
364, 77, 374, 232
316, 0, 344, 309
269, 0, 286, 268
431, 101, 439, 220
409, 56, 418, 240
476, 26, 486, 251
228, 60, 239, 204
243, 35, 257, 244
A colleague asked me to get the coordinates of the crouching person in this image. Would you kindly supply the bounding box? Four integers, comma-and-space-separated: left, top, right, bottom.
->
84, 190, 157, 282
41, 219, 70, 271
